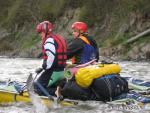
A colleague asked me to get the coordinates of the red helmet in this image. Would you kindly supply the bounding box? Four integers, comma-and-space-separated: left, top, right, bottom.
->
36, 21, 53, 33
71, 22, 87, 33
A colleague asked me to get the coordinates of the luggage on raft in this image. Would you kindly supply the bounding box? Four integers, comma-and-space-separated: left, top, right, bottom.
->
91, 74, 129, 101
62, 63, 127, 101
75, 63, 121, 88
61, 74, 129, 101
61, 78, 92, 101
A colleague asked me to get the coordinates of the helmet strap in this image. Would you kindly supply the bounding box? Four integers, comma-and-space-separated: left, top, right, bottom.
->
41, 23, 49, 44
45, 23, 48, 38
79, 30, 83, 36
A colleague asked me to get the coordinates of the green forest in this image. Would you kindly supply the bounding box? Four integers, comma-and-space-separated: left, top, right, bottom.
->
0, 0, 150, 60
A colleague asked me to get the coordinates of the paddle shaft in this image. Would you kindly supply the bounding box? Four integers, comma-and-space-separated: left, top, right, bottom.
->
33, 70, 44, 81
26, 70, 78, 106
33, 70, 54, 101
34, 81, 54, 101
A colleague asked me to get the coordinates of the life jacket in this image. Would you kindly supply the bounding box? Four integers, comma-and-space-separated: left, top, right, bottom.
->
42, 34, 67, 68
80, 36, 97, 64
71, 35, 97, 64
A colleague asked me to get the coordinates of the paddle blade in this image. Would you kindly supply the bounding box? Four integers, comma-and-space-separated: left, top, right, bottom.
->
26, 73, 34, 92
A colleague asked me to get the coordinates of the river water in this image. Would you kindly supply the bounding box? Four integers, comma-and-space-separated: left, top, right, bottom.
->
0, 57, 150, 113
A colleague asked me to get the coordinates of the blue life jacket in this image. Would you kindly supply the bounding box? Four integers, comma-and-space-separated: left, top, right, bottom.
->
79, 36, 97, 64
80, 44, 97, 64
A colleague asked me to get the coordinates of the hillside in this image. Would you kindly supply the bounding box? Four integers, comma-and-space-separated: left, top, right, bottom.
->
0, 0, 150, 61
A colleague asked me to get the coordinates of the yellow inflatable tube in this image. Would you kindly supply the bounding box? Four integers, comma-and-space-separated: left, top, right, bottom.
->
75, 64, 121, 88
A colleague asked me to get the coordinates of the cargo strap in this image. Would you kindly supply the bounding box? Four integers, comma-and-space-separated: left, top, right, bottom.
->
104, 78, 112, 101
90, 87, 102, 100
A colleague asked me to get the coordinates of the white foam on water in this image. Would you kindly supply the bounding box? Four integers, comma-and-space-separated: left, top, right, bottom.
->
0, 58, 150, 113
29, 91, 49, 113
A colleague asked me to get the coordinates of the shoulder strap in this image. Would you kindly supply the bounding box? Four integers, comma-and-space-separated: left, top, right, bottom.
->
79, 36, 90, 45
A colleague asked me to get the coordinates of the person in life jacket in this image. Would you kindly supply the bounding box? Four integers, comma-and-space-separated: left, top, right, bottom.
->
35, 21, 67, 96
55, 22, 100, 101
67, 21, 99, 64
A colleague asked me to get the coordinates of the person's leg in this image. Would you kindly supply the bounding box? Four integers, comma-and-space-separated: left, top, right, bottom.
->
55, 86, 62, 97
37, 69, 53, 87
55, 79, 66, 102
55, 78, 66, 96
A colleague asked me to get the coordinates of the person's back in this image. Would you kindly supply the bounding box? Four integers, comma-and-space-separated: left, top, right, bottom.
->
67, 22, 99, 64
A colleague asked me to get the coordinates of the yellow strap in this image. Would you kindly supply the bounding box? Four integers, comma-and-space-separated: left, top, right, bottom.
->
79, 36, 90, 45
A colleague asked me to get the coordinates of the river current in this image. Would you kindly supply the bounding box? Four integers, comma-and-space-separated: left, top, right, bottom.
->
0, 57, 150, 113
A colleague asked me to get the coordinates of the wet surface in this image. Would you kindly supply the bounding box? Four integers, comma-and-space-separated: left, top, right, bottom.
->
0, 58, 150, 113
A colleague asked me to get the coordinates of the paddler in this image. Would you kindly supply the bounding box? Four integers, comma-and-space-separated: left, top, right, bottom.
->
35, 21, 67, 96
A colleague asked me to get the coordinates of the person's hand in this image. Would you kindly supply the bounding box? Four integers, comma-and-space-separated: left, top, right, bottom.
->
35, 68, 43, 74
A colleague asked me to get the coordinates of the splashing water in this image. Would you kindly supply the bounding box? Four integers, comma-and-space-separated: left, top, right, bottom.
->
0, 57, 150, 113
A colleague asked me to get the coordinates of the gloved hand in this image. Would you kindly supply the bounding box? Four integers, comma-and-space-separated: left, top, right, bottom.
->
57, 95, 64, 103
35, 68, 43, 74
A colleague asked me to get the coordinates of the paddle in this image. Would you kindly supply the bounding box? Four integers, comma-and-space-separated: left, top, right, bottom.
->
34, 81, 54, 101
26, 73, 34, 92
26, 73, 49, 112
26, 72, 54, 101
26, 71, 78, 106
